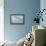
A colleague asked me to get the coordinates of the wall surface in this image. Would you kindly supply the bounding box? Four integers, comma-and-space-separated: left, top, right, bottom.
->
4, 0, 40, 42
0, 0, 4, 42
40, 0, 46, 27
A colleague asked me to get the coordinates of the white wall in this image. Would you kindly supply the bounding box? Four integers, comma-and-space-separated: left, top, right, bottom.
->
0, 0, 4, 42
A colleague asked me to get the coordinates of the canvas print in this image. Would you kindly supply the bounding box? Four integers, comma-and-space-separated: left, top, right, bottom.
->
10, 14, 25, 24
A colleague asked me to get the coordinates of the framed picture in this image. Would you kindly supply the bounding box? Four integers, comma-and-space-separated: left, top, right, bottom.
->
10, 14, 25, 25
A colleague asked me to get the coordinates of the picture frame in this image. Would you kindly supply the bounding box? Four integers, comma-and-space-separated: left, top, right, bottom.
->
10, 14, 25, 25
